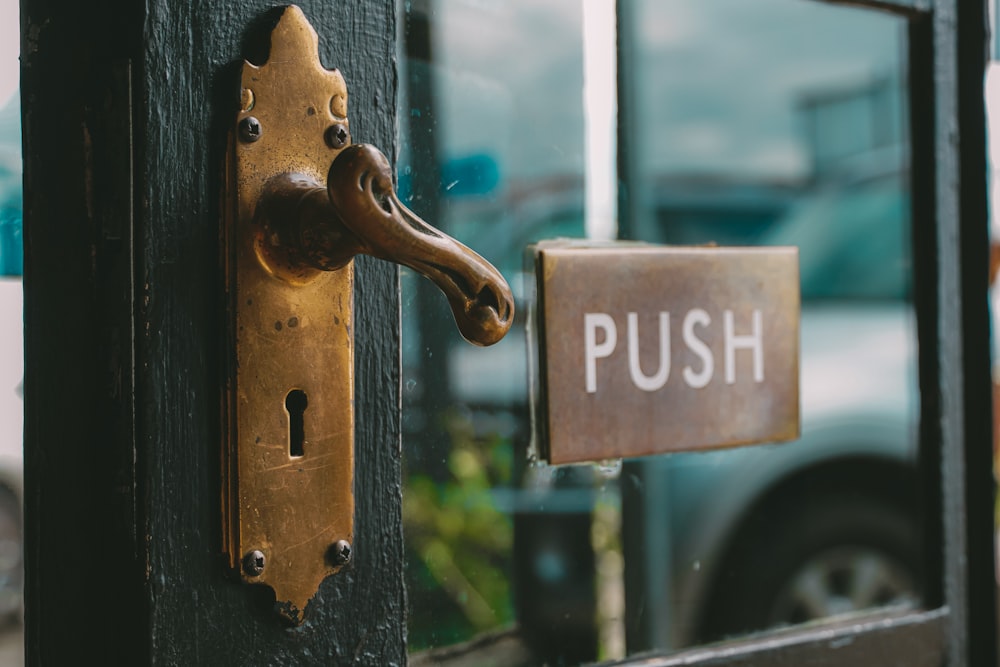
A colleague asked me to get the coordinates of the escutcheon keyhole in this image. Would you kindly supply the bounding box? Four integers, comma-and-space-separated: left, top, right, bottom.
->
286, 389, 308, 457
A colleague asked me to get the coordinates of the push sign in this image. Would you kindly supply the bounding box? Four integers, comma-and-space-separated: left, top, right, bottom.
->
532, 241, 800, 465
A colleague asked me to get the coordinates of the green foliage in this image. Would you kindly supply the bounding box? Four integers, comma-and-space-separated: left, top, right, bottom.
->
403, 411, 515, 650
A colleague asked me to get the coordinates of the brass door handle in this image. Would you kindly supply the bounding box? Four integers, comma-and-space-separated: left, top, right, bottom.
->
221, 5, 512, 624
256, 143, 513, 346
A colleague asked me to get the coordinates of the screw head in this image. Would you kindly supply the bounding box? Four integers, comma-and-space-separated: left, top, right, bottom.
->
325, 123, 349, 149
239, 116, 262, 143
329, 540, 352, 567
243, 549, 266, 576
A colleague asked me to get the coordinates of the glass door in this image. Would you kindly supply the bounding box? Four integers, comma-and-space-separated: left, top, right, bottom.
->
398, 0, 993, 665
619, 0, 917, 651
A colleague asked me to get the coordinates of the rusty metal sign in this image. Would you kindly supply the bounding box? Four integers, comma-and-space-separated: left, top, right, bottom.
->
532, 242, 800, 465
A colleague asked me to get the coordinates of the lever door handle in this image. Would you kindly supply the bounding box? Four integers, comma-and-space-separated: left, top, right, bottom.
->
256, 143, 513, 346
221, 5, 512, 624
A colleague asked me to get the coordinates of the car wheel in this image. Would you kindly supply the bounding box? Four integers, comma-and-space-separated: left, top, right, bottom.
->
698, 492, 919, 642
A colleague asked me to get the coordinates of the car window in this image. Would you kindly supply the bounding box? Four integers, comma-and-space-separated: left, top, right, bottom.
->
763, 172, 910, 301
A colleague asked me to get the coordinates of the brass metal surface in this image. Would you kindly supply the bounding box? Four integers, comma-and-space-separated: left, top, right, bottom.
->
534, 242, 800, 465
326, 144, 513, 346
257, 144, 513, 346
223, 5, 354, 624
223, 5, 514, 624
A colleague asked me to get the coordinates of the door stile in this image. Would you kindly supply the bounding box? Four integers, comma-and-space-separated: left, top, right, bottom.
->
23, 1, 406, 664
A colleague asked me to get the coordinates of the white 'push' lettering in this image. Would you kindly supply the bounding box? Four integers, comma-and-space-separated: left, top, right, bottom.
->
584, 313, 617, 393
682, 309, 714, 388
724, 309, 764, 384
627, 312, 671, 391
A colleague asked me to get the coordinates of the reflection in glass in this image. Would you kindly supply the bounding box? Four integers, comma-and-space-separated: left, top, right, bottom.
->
0, 1, 23, 659
624, 0, 916, 652
400, 0, 916, 663
399, 0, 588, 659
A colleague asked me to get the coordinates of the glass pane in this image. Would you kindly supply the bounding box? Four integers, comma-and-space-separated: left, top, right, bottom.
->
399, 0, 590, 659
0, 1, 23, 664
623, 0, 916, 653
400, 0, 916, 663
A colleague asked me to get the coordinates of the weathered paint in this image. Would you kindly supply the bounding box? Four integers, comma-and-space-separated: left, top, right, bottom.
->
23, 1, 404, 664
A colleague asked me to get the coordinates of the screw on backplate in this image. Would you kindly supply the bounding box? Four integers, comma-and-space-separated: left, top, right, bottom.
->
329, 540, 352, 567
243, 549, 266, 576
239, 116, 262, 143
325, 123, 349, 149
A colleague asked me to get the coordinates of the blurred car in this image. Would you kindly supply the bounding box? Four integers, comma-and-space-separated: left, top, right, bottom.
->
670, 165, 918, 644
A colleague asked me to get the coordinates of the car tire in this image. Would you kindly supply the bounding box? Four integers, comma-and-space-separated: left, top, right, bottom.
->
698, 492, 919, 642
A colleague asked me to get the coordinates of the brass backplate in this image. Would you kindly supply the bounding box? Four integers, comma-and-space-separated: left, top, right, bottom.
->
534, 242, 800, 465
223, 6, 353, 623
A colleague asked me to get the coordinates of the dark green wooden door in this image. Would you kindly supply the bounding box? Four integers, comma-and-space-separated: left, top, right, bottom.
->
22, 2, 405, 664
18, 1, 998, 666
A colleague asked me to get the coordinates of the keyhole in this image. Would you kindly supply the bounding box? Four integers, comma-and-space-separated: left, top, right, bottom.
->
286, 389, 308, 457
